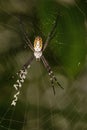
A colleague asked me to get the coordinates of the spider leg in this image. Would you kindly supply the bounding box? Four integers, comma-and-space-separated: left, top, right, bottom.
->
11, 55, 34, 106
41, 56, 55, 94
22, 55, 34, 70
50, 77, 56, 95
43, 15, 60, 51
18, 17, 34, 51
41, 55, 63, 92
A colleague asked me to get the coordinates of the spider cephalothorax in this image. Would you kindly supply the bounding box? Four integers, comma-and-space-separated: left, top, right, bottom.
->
34, 36, 43, 60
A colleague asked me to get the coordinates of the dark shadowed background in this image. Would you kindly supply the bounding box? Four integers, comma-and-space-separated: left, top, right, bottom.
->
0, 0, 87, 130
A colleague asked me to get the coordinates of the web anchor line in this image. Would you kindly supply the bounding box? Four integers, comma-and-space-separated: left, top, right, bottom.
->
0, 105, 16, 130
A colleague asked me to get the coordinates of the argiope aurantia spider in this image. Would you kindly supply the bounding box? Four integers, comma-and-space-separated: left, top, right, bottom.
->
11, 15, 64, 106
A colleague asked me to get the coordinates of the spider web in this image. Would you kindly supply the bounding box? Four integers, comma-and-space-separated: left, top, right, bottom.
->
0, 1, 87, 130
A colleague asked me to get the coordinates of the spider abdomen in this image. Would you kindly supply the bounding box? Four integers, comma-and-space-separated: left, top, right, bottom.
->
34, 51, 42, 60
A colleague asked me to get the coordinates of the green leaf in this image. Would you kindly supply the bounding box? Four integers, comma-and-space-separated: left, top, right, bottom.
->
37, 0, 87, 77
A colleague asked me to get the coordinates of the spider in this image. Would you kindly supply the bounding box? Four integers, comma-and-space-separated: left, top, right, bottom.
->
11, 15, 64, 106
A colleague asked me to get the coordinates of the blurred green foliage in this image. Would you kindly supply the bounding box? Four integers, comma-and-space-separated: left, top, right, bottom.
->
0, 0, 87, 130
37, 0, 87, 77
0, 0, 87, 78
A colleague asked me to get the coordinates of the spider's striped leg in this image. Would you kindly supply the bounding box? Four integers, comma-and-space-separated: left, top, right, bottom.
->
43, 15, 60, 51
41, 56, 56, 94
41, 56, 63, 91
18, 17, 34, 51
50, 77, 56, 95
11, 55, 34, 106
42, 56, 63, 89
22, 55, 34, 70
